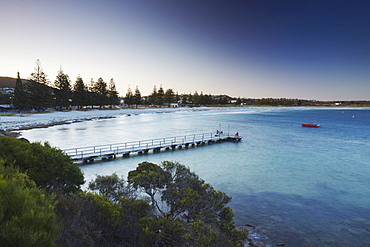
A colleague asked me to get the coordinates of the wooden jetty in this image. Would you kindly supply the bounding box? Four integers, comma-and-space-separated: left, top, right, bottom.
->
63, 133, 242, 164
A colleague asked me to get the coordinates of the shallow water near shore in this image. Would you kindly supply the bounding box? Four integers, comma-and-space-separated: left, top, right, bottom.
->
20, 107, 370, 246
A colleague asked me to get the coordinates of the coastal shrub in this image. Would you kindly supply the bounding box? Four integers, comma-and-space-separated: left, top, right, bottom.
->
80, 161, 247, 246
55, 191, 152, 246
0, 136, 84, 192
0, 165, 59, 247
91, 161, 247, 246
88, 173, 137, 202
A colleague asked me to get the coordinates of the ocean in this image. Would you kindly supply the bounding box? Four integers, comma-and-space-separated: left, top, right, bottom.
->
20, 107, 370, 246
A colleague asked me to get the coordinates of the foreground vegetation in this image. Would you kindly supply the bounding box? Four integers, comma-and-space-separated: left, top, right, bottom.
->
0, 137, 247, 246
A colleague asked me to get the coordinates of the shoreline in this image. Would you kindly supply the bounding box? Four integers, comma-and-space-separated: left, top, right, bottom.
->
2, 106, 368, 138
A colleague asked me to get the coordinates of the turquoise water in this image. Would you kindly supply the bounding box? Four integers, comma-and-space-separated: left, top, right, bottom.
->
21, 107, 370, 246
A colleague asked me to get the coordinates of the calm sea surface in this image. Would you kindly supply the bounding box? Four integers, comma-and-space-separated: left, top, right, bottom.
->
21, 107, 370, 246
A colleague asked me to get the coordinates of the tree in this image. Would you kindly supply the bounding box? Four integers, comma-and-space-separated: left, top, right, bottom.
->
55, 189, 153, 246
193, 91, 200, 105
0, 137, 84, 193
188, 93, 193, 104
162, 161, 246, 245
127, 162, 168, 215
26, 59, 52, 111
53, 68, 72, 109
88, 173, 137, 202
127, 161, 247, 246
125, 86, 134, 106
0, 165, 59, 247
72, 76, 87, 109
13, 72, 28, 111
148, 85, 157, 105
61, 161, 247, 246
107, 78, 119, 108
92, 77, 108, 108
155, 84, 164, 106
87, 78, 97, 108
164, 88, 175, 106
134, 86, 141, 106
181, 94, 188, 105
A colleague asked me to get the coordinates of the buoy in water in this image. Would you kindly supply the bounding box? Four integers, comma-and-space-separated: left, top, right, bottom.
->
352, 116, 355, 118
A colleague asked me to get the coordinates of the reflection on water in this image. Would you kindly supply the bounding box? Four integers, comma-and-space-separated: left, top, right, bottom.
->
20, 107, 370, 246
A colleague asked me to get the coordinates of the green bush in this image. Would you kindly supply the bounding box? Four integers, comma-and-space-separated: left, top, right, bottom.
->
0, 137, 84, 192
0, 165, 59, 247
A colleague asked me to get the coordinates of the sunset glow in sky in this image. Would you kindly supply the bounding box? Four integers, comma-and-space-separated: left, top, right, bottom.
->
1, 0, 369, 100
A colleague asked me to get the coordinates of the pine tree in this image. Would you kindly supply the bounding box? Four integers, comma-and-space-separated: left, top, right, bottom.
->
155, 84, 164, 106
54, 68, 72, 109
148, 85, 157, 105
125, 86, 134, 106
26, 59, 52, 111
134, 86, 141, 106
107, 78, 119, 108
164, 88, 174, 107
13, 72, 28, 111
193, 91, 200, 105
87, 78, 96, 108
73, 76, 87, 109
92, 78, 107, 108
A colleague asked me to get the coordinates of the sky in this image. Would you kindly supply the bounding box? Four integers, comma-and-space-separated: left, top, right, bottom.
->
1, 0, 369, 101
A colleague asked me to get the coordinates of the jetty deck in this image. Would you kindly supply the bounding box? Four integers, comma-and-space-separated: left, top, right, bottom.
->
63, 133, 242, 164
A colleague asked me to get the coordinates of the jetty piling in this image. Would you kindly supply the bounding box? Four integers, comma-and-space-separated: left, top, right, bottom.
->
63, 132, 242, 164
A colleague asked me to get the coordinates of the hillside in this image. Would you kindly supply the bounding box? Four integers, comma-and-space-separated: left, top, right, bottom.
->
0, 76, 30, 89
0, 76, 17, 88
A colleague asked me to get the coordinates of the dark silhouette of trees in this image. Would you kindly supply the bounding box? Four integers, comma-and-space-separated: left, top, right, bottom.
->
156, 84, 165, 106
53, 68, 72, 109
72, 76, 87, 109
134, 86, 141, 106
13, 72, 28, 111
26, 59, 52, 111
125, 86, 134, 106
164, 88, 175, 106
107, 78, 119, 108
92, 77, 108, 108
148, 85, 157, 105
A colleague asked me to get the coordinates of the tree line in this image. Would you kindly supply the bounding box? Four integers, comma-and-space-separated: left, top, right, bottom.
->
0, 136, 247, 246
13, 59, 120, 111
124, 84, 231, 107
9, 59, 337, 109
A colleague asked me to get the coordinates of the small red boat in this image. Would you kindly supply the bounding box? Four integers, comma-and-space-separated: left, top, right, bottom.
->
302, 123, 320, 128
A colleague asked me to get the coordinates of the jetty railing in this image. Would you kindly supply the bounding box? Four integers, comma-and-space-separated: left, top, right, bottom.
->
63, 132, 241, 163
